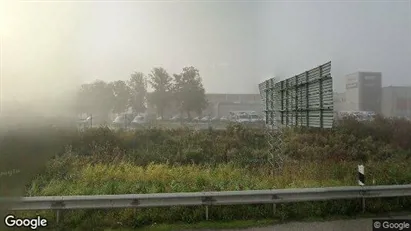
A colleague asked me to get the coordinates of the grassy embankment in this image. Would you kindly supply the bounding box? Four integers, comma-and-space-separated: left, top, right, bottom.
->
2, 117, 411, 230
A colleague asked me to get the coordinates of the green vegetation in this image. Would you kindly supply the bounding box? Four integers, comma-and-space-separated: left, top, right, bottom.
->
77, 66, 208, 124
2, 116, 411, 230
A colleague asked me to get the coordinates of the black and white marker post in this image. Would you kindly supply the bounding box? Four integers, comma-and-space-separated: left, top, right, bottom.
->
358, 164, 365, 186
358, 164, 365, 212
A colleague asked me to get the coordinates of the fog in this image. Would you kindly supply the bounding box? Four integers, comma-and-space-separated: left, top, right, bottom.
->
1, 0, 410, 116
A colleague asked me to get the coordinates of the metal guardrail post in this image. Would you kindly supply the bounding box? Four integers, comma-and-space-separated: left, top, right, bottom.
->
203, 196, 214, 221
273, 203, 277, 216
56, 209, 63, 225
51, 201, 65, 227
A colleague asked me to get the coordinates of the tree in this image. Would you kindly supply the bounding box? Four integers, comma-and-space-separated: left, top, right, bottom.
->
109, 80, 132, 114
172, 73, 184, 117
148, 67, 173, 119
127, 72, 147, 114
76, 80, 115, 123
173, 66, 208, 119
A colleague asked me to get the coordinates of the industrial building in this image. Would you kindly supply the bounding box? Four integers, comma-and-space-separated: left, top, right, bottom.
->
344, 72, 382, 114
333, 92, 347, 112
381, 86, 411, 118
146, 93, 263, 119
333, 72, 411, 118
205, 94, 263, 117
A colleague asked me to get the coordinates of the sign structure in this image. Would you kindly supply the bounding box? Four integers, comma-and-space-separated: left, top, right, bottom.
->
259, 61, 334, 128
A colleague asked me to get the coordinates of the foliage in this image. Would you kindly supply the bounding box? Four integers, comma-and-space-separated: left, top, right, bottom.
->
4, 116, 411, 229
109, 80, 132, 114
76, 80, 114, 123
75, 66, 208, 123
128, 72, 147, 114
173, 67, 208, 118
148, 67, 173, 119
23, 160, 411, 230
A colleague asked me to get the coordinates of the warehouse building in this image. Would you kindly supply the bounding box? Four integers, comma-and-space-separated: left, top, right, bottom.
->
381, 86, 411, 118
345, 72, 382, 114
335, 72, 411, 118
333, 92, 347, 112
204, 94, 263, 117
146, 93, 263, 119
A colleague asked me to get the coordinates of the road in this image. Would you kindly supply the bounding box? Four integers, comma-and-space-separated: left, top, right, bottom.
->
184, 215, 411, 231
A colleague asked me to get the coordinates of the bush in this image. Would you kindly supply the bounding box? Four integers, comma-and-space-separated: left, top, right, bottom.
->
23, 160, 411, 229
3, 117, 411, 229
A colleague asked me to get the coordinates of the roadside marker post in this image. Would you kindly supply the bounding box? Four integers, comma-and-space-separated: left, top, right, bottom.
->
358, 165, 365, 186
358, 164, 365, 212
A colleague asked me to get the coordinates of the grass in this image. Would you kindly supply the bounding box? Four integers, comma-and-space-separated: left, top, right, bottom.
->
28, 159, 411, 197
8, 211, 411, 231
17, 158, 411, 230
103, 220, 276, 231
28, 161, 354, 196
3, 118, 411, 230
102, 211, 411, 231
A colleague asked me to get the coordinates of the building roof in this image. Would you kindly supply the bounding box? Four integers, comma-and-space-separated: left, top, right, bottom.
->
346, 71, 382, 75
383, 85, 411, 89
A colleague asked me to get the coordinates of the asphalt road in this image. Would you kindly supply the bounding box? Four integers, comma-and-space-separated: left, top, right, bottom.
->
184, 215, 411, 231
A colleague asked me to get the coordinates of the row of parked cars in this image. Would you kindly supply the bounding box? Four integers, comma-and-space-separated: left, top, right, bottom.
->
167, 115, 229, 122
78, 111, 265, 126
108, 114, 230, 126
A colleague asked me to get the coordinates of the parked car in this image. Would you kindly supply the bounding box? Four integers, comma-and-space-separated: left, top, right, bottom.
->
220, 116, 229, 121
170, 115, 181, 121
131, 115, 145, 124
112, 114, 133, 128
211, 116, 219, 121
201, 116, 211, 122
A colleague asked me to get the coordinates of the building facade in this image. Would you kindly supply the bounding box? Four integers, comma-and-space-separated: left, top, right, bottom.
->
333, 92, 347, 112
381, 86, 411, 118
205, 94, 262, 117
146, 93, 263, 118
345, 72, 382, 113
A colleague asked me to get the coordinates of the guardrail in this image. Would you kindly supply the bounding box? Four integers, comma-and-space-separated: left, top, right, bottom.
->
2, 185, 411, 223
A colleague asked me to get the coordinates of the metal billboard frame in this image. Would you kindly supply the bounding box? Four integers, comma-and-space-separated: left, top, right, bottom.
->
259, 61, 334, 129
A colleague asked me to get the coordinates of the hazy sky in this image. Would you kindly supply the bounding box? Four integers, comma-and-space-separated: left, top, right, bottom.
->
1, 0, 411, 104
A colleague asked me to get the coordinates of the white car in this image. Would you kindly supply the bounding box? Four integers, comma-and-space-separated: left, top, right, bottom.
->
220, 116, 229, 121
113, 115, 126, 124
201, 116, 211, 122
171, 115, 181, 121
211, 116, 219, 121
132, 115, 146, 124
250, 114, 260, 123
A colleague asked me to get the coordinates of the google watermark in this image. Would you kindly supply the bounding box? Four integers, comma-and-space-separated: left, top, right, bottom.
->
4, 215, 48, 230
0, 169, 20, 178
373, 219, 411, 231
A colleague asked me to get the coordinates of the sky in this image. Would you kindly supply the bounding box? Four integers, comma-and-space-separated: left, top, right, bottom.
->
1, 0, 410, 106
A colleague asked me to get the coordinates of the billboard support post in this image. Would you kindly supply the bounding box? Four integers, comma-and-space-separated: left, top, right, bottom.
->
259, 78, 285, 174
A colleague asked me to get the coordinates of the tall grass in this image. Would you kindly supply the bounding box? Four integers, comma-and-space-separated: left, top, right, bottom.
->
29, 160, 411, 197
21, 160, 411, 230
3, 116, 411, 229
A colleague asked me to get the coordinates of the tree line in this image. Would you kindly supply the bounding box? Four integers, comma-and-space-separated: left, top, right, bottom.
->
76, 67, 208, 122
